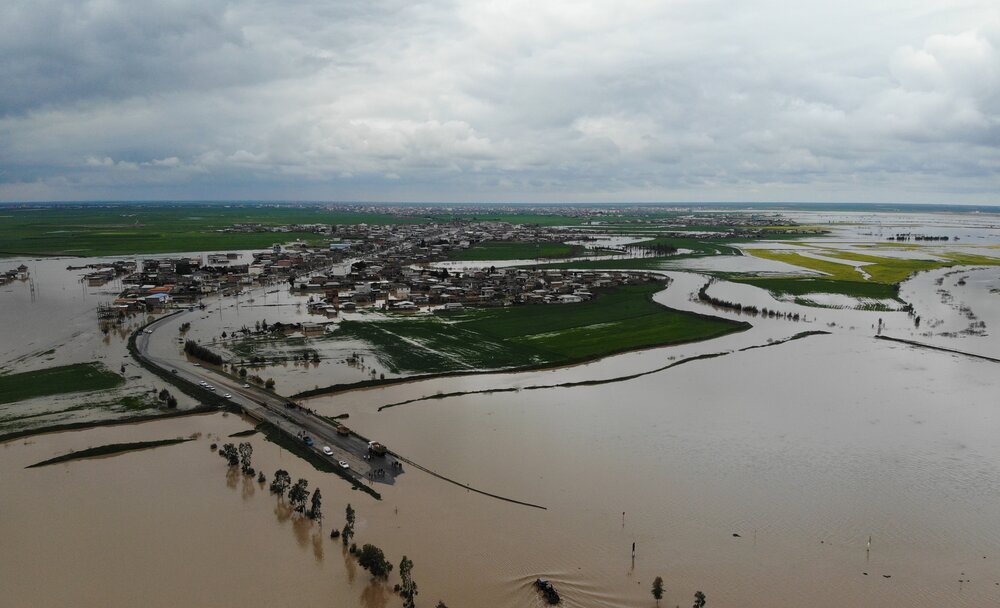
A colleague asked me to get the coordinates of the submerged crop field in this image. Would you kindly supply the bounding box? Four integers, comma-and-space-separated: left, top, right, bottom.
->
335, 283, 748, 374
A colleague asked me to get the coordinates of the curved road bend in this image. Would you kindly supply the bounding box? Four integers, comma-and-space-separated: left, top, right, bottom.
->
134, 305, 549, 509
134, 308, 401, 485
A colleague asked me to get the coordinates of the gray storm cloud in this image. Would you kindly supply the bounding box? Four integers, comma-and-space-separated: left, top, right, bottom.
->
0, 0, 997, 202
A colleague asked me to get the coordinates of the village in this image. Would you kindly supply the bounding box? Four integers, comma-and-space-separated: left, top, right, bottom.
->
104, 219, 661, 316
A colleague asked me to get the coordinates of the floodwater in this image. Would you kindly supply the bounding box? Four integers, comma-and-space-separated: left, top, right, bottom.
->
4, 217, 1000, 607
5, 310, 1000, 607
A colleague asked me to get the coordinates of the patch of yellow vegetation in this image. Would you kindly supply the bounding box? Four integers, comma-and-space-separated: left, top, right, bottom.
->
750, 246, 1000, 285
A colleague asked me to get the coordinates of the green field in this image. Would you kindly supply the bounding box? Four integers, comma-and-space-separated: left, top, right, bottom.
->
426, 212, 582, 226
336, 283, 748, 374
449, 241, 590, 261
0, 363, 124, 404
0, 204, 426, 257
533, 236, 745, 271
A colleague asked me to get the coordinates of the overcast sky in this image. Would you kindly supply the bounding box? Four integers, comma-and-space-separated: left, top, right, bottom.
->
1, 0, 997, 204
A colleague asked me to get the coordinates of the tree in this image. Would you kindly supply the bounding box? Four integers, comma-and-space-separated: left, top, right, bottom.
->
270, 469, 292, 497
399, 556, 418, 608
238, 442, 253, 475
652, 576, 664, 606
308, 489, 323, 521
342, 503, 356, 546
436, 603, 449, 608
166, 395, 178, 408
288, 479, 309, 513
158, 388, 170, 402
357, 544, 392, 578
219, 443, 239, 466
693, 591, 706, 608
239, 367, 248, 378
265, 378, 276, 390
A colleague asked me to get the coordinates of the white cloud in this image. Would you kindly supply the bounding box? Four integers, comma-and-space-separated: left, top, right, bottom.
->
0, 0, 998, 202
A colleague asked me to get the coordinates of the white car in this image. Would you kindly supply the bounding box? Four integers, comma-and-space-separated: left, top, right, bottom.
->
338, 460, 350, 469
223, 393, 232, 399
207, 386, 215, 391
323, 446, 333, 455
199, 381, 207, 386
242, 383, 250, 388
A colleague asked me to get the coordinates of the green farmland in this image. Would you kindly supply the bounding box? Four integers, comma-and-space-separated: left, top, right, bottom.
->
449, 241, 590, 261
0, 204, 425, 257
335, 283, 748, 374
0, 363, 124, 405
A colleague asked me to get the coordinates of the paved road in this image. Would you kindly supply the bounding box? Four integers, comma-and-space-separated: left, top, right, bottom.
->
134, 308, 402, 486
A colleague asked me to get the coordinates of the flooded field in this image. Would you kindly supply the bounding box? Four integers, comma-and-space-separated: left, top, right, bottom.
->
3, 210, 1000, 607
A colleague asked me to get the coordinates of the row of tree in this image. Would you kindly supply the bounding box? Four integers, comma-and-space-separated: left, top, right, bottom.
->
628, 242, 679, 256
184, 339, 224, 365
218, 442, 256, 477
651, 576, 706, 608
269, 469, 323, 519
697, 280, 802, 321
215, 445, 449, 606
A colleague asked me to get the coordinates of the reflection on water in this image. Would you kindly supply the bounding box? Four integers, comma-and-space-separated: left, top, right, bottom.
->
360, 580, 391, 608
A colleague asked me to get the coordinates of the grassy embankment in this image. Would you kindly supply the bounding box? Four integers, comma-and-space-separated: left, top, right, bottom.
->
739, 249, 1000, 302
335, 283, 748, 375
0, 407, 217, 444
0, 204, 425, 257
26, 438, 193, 468
449, 241, 591, 261
0, 363, 124, 405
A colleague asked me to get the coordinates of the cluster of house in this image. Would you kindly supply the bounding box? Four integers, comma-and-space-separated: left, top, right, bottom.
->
0, 264, 30, 285
101, 213, 677, 315
109, 244, 354, 312
222, 223, 333, 234
300, 264, 659, 316
80, 260, 137, 286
